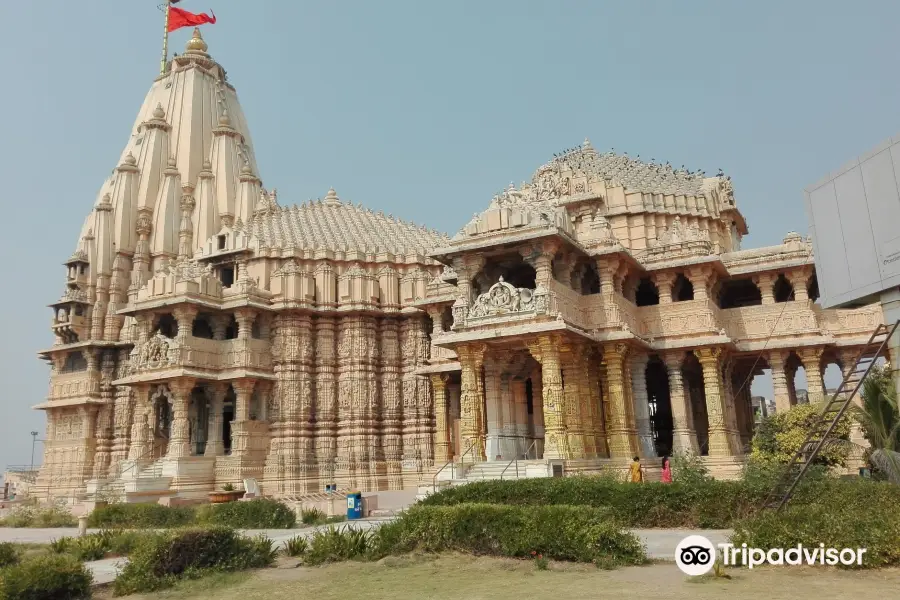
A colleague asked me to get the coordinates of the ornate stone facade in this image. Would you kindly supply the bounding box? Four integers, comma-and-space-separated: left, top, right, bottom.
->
34, 30, 888, 502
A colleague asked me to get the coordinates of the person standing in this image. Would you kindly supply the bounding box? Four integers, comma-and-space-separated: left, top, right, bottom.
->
660, 455, 672, 483
629, 456, 643, 483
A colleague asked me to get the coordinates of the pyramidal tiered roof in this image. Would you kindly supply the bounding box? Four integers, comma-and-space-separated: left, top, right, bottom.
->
70, 29, 442, 276
247, 188, 449, 255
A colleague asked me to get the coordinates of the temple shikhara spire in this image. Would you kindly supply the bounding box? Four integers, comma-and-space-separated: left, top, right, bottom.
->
33, 23, 886, 503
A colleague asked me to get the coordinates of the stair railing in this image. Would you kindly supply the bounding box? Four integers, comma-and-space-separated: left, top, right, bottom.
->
432, 436, 483, 491
500, 438, 538, 480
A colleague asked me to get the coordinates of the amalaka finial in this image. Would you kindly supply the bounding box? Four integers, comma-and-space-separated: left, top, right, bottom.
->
153, 103, 165, 120
324, 187, 341, 206
186, 28, 208, 54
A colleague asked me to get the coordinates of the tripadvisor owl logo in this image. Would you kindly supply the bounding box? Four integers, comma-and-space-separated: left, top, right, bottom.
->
675, 535, 716, 576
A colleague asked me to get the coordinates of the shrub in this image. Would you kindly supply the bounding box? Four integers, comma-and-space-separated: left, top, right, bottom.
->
69, 535, 108, 562
419, 477, 765, 528
49, 537, 73, 555
731, 480, 900, 568
88, 503, 196, 529
670, 451, 712, 485
196, 498, 295, 529
283, 536, 309, 557
0, 553, 92, 600
112, 526, 275, 596
305, 526, 373, 565
0, 502, 77, 528
370, 504, 646, 566
751, 403, 852, 467
300, 508, 327, 525
0, 544, 18, 569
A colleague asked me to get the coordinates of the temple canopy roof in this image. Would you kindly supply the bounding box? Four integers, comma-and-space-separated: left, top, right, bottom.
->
246, 188, 448, 254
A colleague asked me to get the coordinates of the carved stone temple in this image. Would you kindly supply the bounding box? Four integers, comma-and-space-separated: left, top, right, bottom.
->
33, 30, 886, 502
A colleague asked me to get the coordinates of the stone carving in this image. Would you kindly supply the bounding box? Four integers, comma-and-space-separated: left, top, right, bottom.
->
131, 332, 175, 371
467, 277, 538, 319
651, 216, 709, 247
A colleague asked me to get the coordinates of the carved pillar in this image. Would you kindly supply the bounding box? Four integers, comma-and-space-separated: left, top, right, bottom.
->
663, 352, 700, 454
431, 373, 451, 463
378, 318, 402, 488
686, 266, 711, 302
166, 378, 195, 458
798, 347, 825, 404
528, 335, 568, 460
110, 350, 135, 470
458, 343, 487, 461
601, 343, 638, 457
426, 306, 444, 336
595, 257, 620, 296
173, 305, 198, 341
559, 340, 589, 458
230, 379, 255, 458
211, 315, 229, 341
234, 308, 256, 340
694, 349, 735, 456
629, 353, 656, 458
483, 363, 503, 459
753, 273, 776, 305
787, 269, 810, 302
522, 241, 558, 289
768, 351, 792, 413
655, 272, 676, 304
265, 313, 313, 494
585, 348, 608, 457
400, 316, 432, 480
127, 385, 152, 460
205, 383, 228, 457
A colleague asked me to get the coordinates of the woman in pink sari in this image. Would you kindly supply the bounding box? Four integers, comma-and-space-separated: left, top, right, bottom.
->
660, 455, 672, 483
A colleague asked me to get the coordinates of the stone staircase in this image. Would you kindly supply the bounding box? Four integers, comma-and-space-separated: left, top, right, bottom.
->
416, 459, 552, 500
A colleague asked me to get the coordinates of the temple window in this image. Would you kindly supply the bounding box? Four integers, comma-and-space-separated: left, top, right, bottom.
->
217, 235, 226, 250
503, 261, 537, 289
441, 306, 453, 331
580, 263, 600, 295
673, 273, 694, 302
773, 274, 794, 303
635, 278, 660, 307
718, 279, 762, 308
219, 265, 235, 288
808, 273, 820, 303
191, 314, 215, 339
224, 315, 239, 340
154, 313, 177, 338
61, 352, 88, 373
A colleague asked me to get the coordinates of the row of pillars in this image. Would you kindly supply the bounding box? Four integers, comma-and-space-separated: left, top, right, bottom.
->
127, 377, 268, 461
438, 337, 746, 463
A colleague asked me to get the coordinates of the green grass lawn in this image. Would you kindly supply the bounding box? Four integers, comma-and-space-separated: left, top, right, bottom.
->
99, 554, 900, 600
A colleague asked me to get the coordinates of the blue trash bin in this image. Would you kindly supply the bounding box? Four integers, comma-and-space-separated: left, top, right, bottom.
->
346, 491, 363, 520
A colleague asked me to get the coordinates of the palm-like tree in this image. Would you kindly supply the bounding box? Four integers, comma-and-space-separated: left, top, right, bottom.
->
832, 365, 900, 483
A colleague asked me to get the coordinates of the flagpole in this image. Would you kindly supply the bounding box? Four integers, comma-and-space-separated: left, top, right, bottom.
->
160, 1, 171, 75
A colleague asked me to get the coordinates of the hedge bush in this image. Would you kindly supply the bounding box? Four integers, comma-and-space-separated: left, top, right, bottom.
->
87, 503, 196, 529
0, 553, 92, 600
112, 526, 276, 596
0, 545, 18, 569
751, 403, 852, 466
368, 504, 646, 567
196, 498, 296, 529
0, 503, 77, 528
731, 480, 900, 568
419, 477, 765, 528
89, 498, 296, 529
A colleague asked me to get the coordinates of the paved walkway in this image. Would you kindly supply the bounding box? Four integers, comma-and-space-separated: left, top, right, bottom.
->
1, 522, 733, 585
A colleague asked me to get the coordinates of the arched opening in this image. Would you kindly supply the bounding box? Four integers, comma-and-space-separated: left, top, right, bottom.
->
472, 254, 537, 297
773, 274, 794, 303
823, 362, 843, 398
192, 314, 215, 339
786, 353, 806, 405
61, 352, 88, 373
673, 274, 694, 302
155, 313, 177, 338
682, 353, 709, 455
646, 357, 673, 456
151, 387, 172, 459
635, 278, 660, 307
224, 315, 239, 340
808, 273, 820, 303
189, 386, 209, 456
718, 279, 762, 309
580, 263, 600, 295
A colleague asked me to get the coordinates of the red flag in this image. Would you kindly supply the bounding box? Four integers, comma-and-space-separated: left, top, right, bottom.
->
167, 6, 216, 32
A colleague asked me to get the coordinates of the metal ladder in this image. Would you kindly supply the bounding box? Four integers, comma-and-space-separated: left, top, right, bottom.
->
761, 320, 899, 511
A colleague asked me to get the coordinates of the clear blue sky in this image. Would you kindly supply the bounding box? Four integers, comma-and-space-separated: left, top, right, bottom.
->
1, 0, 896, 466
